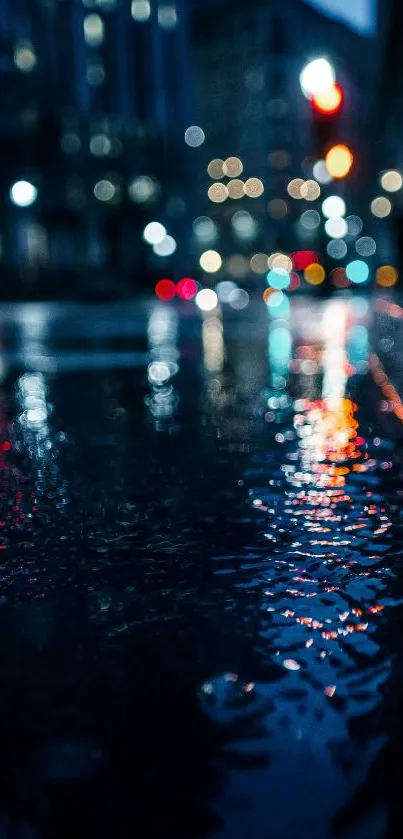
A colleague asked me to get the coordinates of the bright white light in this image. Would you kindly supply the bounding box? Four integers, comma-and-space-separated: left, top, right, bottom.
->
324, 217, 348, 238
10, 180, 37, 207
131, 0, 151, 21
143, 222, 166, 245
199, 250, 222, 273
83, 13, 104, 46
299, 58, 335, 98
153, 235, 177, 256
184, 126, 205, 147
195, 289, 218, 312
322, 195, 346, 218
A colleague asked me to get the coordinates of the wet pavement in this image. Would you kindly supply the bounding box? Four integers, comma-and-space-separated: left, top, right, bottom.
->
0, 295, 403, 838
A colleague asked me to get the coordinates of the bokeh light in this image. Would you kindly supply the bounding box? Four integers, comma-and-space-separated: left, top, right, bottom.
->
14, 40, 37, 72
226, 254, 249, 278
193, 216, 218, 244
287, 178, 304, 199
304, 263, 326, 285
200, 250, 222, 273
223, 157, 243, 177
195, 289, 218, 311
250, 253, 268, 273
10, 180, 37, 207
346, 215, 363, 236
312, 83, 342, 114
268, 252, 293, 271
330, 267, 349, 288
129, 175, 160, 204
324, 217, 348, 238
292, 250, 318, 270
381, 170, 402, 192
84, 13, 104, 46
158, 4, 178, 29
231, 211, 257, 241
346, 259, 369, 284
228, 288, 249, 310
227, 179, 244, 199
266, 290, 290, 317
325, 145, 353, 178
299, 58, 335, 98
268, 198, 288, 218
371, 196, 392, 217
313, 160, 333, 184
131, 0, 151, 21
322, 195, 346, 218
244, 178, 264, 198
176, 278, 198, 300
355, 236, 376, 256
208, 183, 228, 203
143, 221, 166, 244
184, 126, 205, 147
94, 179, 116, 202
300, 209, 321, 229
207, 159, 225, 179
153, 235, 177, 256
376, 265, 399, 287
267, 268, 291, 290
216, 280, 237, 302
155, 279, 176, 300
300, 180, 320, 201
327, 239, 347, 259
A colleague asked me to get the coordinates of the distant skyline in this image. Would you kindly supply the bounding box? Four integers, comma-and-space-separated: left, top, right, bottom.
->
304, 0, 376, 35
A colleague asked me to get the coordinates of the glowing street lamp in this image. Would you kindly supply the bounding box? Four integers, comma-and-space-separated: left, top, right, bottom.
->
299, 58, 335, 98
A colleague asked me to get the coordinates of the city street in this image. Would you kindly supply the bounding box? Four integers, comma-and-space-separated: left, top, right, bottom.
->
0, 293, 402, 837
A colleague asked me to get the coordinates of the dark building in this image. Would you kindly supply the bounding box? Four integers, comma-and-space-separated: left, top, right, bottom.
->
0, 0, 193, 296
189, 0, 381, 286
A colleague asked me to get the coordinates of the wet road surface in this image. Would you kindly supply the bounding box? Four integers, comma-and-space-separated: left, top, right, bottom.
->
0, 295, 403, 838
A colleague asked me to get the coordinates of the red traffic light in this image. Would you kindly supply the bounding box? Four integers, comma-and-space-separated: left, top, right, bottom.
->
311, 83, 342, 115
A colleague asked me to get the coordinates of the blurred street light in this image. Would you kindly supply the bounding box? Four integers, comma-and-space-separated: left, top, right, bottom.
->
10, 181, 38, 207
300, 58, 335, 98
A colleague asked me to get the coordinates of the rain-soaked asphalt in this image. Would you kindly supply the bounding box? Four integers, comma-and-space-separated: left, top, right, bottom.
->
0, 295, 403, 838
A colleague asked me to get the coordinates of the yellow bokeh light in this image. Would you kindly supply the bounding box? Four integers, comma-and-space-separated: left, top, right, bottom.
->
268, 252, 292, 272
376, 265, 398, 287
207, 159, 224, 179
244, 177, 264, 198
287, 178, 304, 199
380, 170, 402, 192
223, 157, 243, 177
250, 253, 268, 273
200, 249, 222, 273
300, 179, 320, 201
371, 196, 392, 217
304, 263, 326, 285
227, 179, 244, 199
208, 183, 228, 203
325, 145, 353, 179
